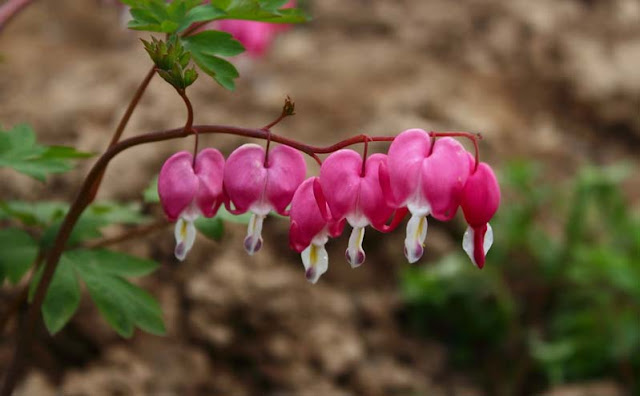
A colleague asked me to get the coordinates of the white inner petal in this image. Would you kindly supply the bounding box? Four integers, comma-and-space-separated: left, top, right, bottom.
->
462, 226, 475, 266
174, 217, 196, 261
462, 223, 493, 268
346, 226, 366, 268
484, 223, 494, 254
404, 214, 428, 263
407, 197, 431, 218
244, 213, 265, 255
301, 243, 329, 284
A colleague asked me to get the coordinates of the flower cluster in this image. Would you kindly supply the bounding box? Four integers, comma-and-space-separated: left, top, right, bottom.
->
158, 128, 500, 283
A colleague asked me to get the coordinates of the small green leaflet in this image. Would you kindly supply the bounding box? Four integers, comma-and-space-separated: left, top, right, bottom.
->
126, 0, 203, 33
212, 0, 309, 23
0, 228, 38, 285
0, 124, 92, 181
29, 249, 164, 337
182, 31, 244, 89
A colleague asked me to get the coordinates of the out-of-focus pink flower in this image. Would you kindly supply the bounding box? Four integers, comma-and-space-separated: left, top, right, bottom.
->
224, 143, 306, 255
460, 160, 500, 269
211, 0, 296, 57
382, 129, 470, 263
319, 150, 394, 267
289, 177, 344, 283
158, 148, 225, 260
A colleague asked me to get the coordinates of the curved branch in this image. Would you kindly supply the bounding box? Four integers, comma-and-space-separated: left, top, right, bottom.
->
0, 122, 481, 395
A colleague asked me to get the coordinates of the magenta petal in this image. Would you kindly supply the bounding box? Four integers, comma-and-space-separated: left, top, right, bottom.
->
461, 162, 501, 227
264, 145, 306, 215
289, 177, 330, 252
359, 154, 395, 229
158, 151, 199, 222
319, 149, 362, 221
421, 138, 470, 221
194, 148, 225, 218
223, 144, 268, 214
216, 19, 279, 57
387, 129, 431, 206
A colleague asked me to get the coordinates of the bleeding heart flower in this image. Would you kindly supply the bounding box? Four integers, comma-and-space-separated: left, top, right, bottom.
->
382, 129, 470, 263
158, 148, 225, 261
204, 1, 296, 58
289, 177, 345, 283
319, 150, 395, 267
461, 161, 500, 269
224, 143, 306, 255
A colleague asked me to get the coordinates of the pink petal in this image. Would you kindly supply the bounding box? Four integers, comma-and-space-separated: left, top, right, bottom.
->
421, 138, 470, 221
264, 145, 307, 215
387, 129, 431, 207
289, 177, 330, 253
461, 162, 501, 227
223, 144, 268, 214
319, 149, 362, 222
194, 148, 225, 218
158, 151, 199, 222
358, 154, 395, 229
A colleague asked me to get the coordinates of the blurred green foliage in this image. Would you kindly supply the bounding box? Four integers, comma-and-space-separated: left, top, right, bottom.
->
400, 161, 640, 394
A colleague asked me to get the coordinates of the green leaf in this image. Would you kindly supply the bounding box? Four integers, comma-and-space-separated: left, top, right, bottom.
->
0, 228, 38, 285
177, 4, 226, 32
190, 50, 239, 90
68, 249, 158, 278
0, 201, 68, 226
0, 124, 92, 181
182, 30, 245, 57
40, 201, 149, 249
73, 250, 165, 337
214, 0, 309, 23
195, 216, 225, 241
127, 0, 206, 34
41, 255, 81, 334
143, 176, 160, 203
32, 249, 164, 337
216, 206, 253, 224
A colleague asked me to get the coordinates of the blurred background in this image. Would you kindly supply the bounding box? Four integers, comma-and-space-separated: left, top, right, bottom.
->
1, 0, 639, 395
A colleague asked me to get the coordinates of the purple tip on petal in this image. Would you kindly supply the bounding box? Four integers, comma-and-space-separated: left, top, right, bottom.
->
403, 244, 424, 264
244, 235, 263, 255
175, 242, 186, 261
305, 267, 316, 282
345, 249, 365, 268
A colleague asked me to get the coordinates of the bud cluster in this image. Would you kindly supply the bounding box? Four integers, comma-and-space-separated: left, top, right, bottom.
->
158, 128, 500, 283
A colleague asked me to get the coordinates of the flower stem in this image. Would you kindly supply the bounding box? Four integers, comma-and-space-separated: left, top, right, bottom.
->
176, 89, 196, 164
87, 66, 157, 202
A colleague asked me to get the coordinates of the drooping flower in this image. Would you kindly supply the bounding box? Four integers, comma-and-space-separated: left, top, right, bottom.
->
289, 177, 345, 283
224, 143, 306, 255
382, 129, 471, 263
158, 148, 225, 261
319, 150, 396, 267
460, 161, 500, 269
